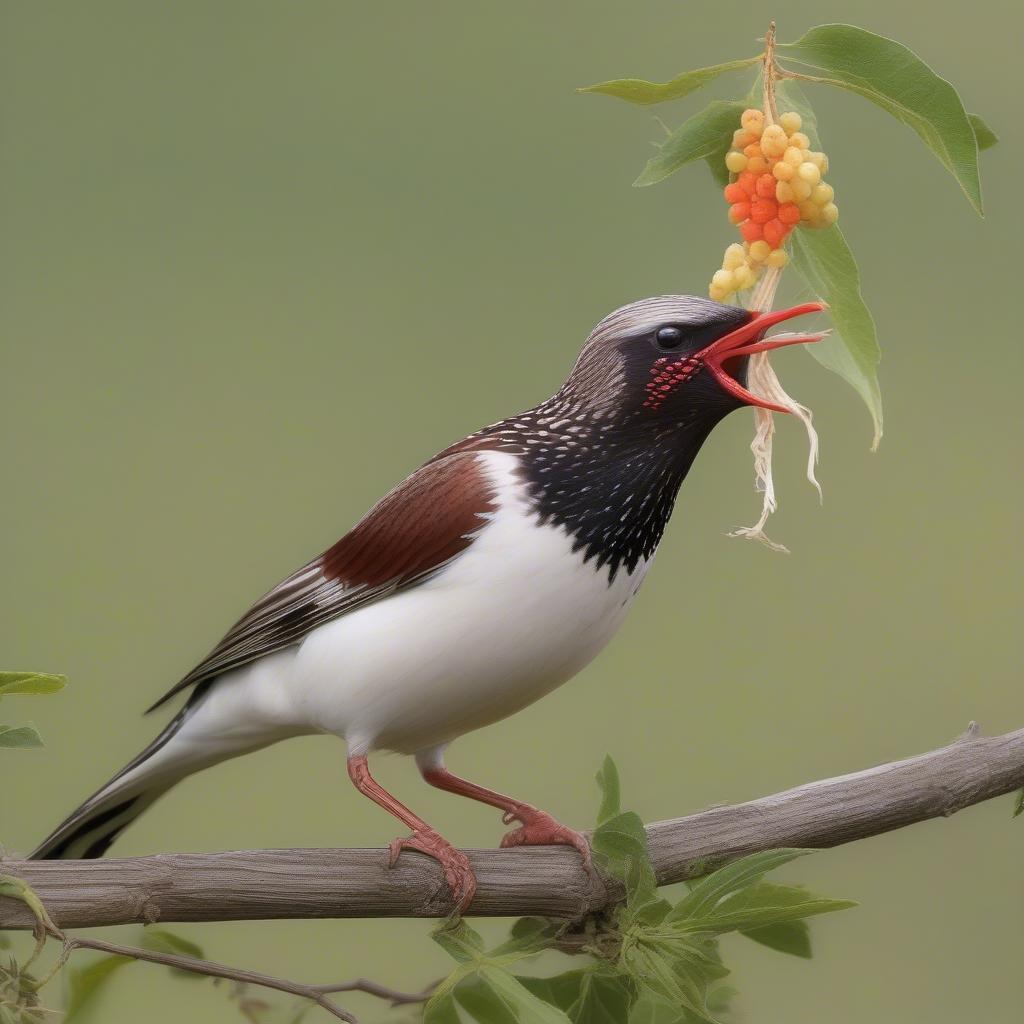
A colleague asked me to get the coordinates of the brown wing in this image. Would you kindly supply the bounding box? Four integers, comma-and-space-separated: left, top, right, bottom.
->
146, 451, 499, 712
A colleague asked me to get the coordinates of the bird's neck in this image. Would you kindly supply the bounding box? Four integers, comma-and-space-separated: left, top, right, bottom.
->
485, 397, 727, 582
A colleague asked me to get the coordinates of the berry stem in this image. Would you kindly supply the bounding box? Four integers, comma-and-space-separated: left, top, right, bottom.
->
761, 22, 780, 126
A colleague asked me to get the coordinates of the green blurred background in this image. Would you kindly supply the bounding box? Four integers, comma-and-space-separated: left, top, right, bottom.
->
2, 1, 1020, 1020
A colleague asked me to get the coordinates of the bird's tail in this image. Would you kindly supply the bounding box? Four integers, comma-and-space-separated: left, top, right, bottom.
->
31, 696, 209, 860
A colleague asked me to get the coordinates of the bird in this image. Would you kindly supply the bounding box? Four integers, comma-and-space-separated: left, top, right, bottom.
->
31, 294, 824, 910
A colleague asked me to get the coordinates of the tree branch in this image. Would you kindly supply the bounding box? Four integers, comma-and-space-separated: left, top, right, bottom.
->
2, 723, 1021, 929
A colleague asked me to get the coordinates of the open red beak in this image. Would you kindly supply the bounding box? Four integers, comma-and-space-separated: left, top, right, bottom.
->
700, 301, 828, 413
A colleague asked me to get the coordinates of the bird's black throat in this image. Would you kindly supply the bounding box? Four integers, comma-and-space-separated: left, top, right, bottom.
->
473, 399, 732, 583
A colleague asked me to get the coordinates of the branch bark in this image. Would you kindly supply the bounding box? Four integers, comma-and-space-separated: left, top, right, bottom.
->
2, 723, 1021, 930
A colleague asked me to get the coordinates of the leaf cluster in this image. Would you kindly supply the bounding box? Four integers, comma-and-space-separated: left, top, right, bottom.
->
0, 673, 67, 750
423, 756, 854, 1023
0, 877, 59, 1024
581, 23, 999, 446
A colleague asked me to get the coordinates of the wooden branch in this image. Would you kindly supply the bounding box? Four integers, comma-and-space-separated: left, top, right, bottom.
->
3, 723, 1021, 930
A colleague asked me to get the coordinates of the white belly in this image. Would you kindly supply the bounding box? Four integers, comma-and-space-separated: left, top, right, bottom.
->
183, 451, 650, 757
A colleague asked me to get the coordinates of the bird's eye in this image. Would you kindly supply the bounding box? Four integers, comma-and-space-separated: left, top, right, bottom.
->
655, 325, 685, 349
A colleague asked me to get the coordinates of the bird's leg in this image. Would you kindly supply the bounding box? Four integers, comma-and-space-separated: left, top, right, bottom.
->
416, 754, 592, 873
346, 755, 476, 912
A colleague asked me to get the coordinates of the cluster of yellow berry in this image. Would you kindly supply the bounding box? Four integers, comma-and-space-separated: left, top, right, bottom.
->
709, 108, 839, 302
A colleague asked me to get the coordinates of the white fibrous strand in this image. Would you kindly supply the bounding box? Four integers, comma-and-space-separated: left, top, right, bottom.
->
729, 266, 822, 554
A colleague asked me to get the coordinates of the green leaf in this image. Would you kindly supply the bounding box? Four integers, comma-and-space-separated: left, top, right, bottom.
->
706, 984, 737, 1015
456, 977, 520, 1024
518, 972, 587, 1013
490, 917, 561, 960
591, 811, 647, 877
789, 224, 883, 448
778, 24, 983, 214
741, 919, 812, 958
0, 876, 58, 940
627, 950, 713, 1024
140, 927, 206, 978
628, 995, 686, 1024
477, 965, 573, 1024
64, 955, 133, 1022
623, 858, 671, 927
0, 725, 43, 749
433, 920, 485, 965
968, 113, 998, 151
423, 989, 464, 1024
0, 673, 67, 699
1013, 788, 1023, 817
634, 101, 746, 187
595, 755, 621, 825
774, 80, 822, 148
579, 57, 761, 106
506, 916, 556, 944
668, 850, 811, 923
591, 765, 667, 923
702, 128, 735, 188
567, 969, 635, 1024
679, 876, 855, 936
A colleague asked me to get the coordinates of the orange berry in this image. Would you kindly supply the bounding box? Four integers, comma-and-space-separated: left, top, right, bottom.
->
724, 182, 746, 204
737, 171, 758, 197
790, 178, 813, 201
755, 173, 776, 198
743, 142, 763, 159
763, 219, 787, 249
779, 111, 802, 135
723, 243, 746, 270
733, 129, 755, 149
821, 202, 839, 224
750, 197, 777, 225
741, 108, 765, 136
798, 200, 819, 222
772, 160, 795, 181
748, 239, 771, 262
746, 156, 769, 175
811, 183, 835, 206
761, 124, 788, 158
789, 132, 810, 150
778, 202, 801, 225
740, 220, 763, 242
725, 150, 748, 173
775, 180, 795, 203
734, 263, 757, 290
783, 146, 804, 166
728, 202, 750, 224
798, 161, 821, 184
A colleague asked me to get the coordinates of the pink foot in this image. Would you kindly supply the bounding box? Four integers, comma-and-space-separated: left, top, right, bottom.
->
388, 828, 477, 912
500, 807, 593, 874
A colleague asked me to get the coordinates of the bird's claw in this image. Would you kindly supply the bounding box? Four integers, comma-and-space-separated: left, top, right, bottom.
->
388, 828, 477, 912
500, 808, 594, 876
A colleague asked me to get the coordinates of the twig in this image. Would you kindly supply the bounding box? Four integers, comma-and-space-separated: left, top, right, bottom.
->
761, 21, 780, 123
2, 723, 1022, 928
312, 977, 438, 1006
57, 935, 359, 1022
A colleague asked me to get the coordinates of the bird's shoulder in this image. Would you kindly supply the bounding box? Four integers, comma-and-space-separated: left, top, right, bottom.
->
147, 444, 507, 713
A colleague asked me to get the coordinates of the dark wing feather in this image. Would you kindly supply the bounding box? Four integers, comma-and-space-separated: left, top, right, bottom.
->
146, 451, 499, 713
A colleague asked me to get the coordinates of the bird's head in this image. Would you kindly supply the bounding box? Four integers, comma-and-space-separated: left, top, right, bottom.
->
562, 295, 826, 422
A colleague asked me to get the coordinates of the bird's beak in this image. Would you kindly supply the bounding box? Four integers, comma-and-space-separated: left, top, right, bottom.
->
700, 301, 828, 413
